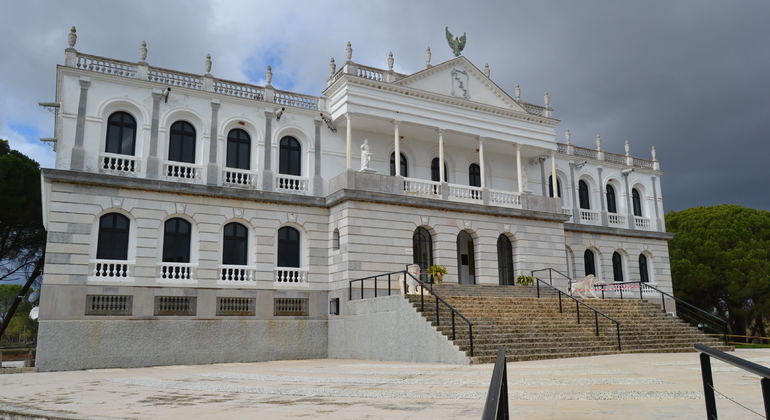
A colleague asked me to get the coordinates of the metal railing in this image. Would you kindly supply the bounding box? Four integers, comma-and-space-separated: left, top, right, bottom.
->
532, 270, 622, 351
348, 269, 475, 356
481, 347, 509, 420
695, 344, 770, 419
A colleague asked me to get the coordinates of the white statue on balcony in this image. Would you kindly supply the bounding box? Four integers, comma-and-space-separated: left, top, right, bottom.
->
360, 139, 372, 171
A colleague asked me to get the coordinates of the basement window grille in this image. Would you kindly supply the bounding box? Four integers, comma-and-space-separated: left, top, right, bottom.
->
274, 298, 309, 316
154, 296, 197, 316
329, 298, 340, 315
85, 295, 133, 316
216, 297, 256, 316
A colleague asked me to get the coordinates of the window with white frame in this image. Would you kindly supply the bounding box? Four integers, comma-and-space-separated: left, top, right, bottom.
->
612, 251, 624, 282
163, 218, 192, 263
105, 112, 136, 156
226, 129, 250, 170
168, 121, 196, 164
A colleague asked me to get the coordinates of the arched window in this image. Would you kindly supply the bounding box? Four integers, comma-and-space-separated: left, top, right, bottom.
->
168, 121, 196, 163
639, 254, 649, 283
412, 227, 433, 279
96, 213, 130, 260
279, 136, 301, 176
390, 152, 408, 177
431, 158, 447, 182
332, 229, 340, 250
468, 163, 481, 187
105, 112, 136, 156
612, 251, 624, 282
226, 129, 250, 170
632, 188, 643, 217
578, 180, 590, 209
548, 175, 562, 198
277, 226, 301, 268
497, 235, 514, 285
584, 249, 596, 277
222, 222, 248, 266
606, 184, 617, 213
163, 218, 192, 263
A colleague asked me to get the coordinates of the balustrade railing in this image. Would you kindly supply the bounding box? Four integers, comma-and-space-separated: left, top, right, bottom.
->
580, 209, 600, 224
157, 263, 196, 283
100, 153, 140, 176
85, 295, 133, 316
607, 213, 626, 226
448, 183, 483, 202
488, 189, 521, 207
356, 65, 384, 81
148, 68, 203, 89
274, 267, 309, 285
572, 145, 599, 160
154, 296, 197, 316
165, 162, 202, 182
274, 91, 319, 110
213, 80, 264, 100
276, 174, 309, 194
522, 103, 545, 116
75, 54, 137, 78
403, 178, 441, 198
634, 216, 651, 229
218, 265, 256, 283
217, 297, 256, 316
633, 158, 654, 169
222, 168, 257, 188
604, 152, 626, 165
557, 143, 657, 170
90, 260, 133, 281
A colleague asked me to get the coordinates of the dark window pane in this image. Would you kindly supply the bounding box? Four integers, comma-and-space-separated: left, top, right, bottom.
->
412, 227, 433, 281
279, 137, 301, 176
105, 112, 136, 156
632, 189, 643, 217
639, 254, 649, 283
96, 213, 130, 260
226, 129, 251, 170
584, 249, 595, 276
162, 218, 192, 263
579, 180, 590, 209
548, 175, 562, 198
469, 164, 481, 187
390, 152, 408, 177
277, 226, 300, 267
223, 222, 248, 265
606, 185, 617, 213
497, 235, 514, 285
612, 252, 624, 282
168, 121, 196, 163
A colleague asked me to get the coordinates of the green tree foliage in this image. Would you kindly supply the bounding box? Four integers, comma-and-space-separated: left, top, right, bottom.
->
0, 139, 45, 283
0, 284, 36, 344
667, 205, 770, 339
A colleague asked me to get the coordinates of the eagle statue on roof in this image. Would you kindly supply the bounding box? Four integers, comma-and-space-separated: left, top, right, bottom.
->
445, 27, 466, 57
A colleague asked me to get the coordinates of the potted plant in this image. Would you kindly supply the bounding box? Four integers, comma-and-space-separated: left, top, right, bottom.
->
426, 265, 447, 284
516, 275, 535, 286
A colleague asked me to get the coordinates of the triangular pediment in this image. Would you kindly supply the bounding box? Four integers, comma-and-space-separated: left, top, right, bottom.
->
394, 56, 526, 112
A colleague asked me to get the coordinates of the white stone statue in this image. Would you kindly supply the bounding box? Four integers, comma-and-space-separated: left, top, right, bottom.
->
571, 275, 600, 299
651, 145, 657, 160
399, 264, 423, 295
544, 91, 550, 107
596, 135, 602, 151
565, 129, 571, 144
624, 140, 630, 156
139, 41, 147, 62
346, 41, 352, 61
515, 83, 521, 101
360, 139, 372, 171
204, 54, 212, 74
425, 46, 432, 68
484, 63, 490, 78
68, 26, 77, 49
266, 66, 273, 86
329, 58, 336, 75
387, 52, 394, 71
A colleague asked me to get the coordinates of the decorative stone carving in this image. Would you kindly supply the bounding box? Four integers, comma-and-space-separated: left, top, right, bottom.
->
624, 140, 630, 156
204, 54, 212, 75
359, 139, 372, 171
68, 26, 77, 49
234, 208, 244, 219
503, 224, 510, 233
346, 41, 352, 61
387, 52, 394, 71
651, 146, 657, 160
112, 198, 123, 208
329, 58, 336, 75
266, 66, 273, 86
425, 46, 432, 68
464, 220, 472, 229
175, 203, 186, 214
572, 275, 600, 299
484, 63, 490, 78
288, 213, 297, 223
515, 83, 521, 101
565, 129, 571, 144
450, 68, 470, 99
139, 41, 147, 62
421, 216, 429, 225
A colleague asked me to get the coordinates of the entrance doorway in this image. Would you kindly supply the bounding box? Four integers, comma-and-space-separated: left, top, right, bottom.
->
456, 231, 475, 284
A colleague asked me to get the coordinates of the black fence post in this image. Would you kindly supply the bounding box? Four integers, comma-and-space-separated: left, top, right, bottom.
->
375, 276, 378, 298
452, 311, 456, 340
639, 282, 643, 300
558, 291, 563, 313
616, 324, 622, 351
361, 280, 364, 300
576, 300, 581, 324
349, 282, 352, 301
761, 377, 770, 419
594, 312, 599, 336
536, 279, 540, 298
436, 296, 441, 326
700, 353, 718, 419
388, 274, 391, 295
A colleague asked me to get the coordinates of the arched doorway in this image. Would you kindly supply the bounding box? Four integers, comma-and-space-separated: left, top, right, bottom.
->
457, 231, 475, 284
412, 227, 433, 282
497, 235, 514, 285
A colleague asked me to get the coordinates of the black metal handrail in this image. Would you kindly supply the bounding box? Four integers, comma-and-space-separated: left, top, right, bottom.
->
348, 270, 405, 301
695, 344, 770, 419
576, 280, 728, 343
481, 347, 509, 420
534, 278, 622, 351
347, 270, 475, 357
531, 267, 571, 288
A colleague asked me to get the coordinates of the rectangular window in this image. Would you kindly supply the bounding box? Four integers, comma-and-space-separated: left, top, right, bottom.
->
85, 295, 133, 316
216, 297, 256, 316
274, 298, 309, 316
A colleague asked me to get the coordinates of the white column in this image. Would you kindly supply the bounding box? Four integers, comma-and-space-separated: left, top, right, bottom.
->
515, 143, 523, 193
550, 150, 558, 198
345, 113, 352, 169
478, 136, 486, 187
393, 120, 401, 176
437, 128, 445, 182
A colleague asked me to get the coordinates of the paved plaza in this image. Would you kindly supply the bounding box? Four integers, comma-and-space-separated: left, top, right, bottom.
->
0, 349, 768, 419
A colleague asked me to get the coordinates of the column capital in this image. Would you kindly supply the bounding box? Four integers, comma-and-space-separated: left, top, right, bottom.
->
210, 100, 221, 111
392, 119, 401, 126
264, 110, 274, 118
476, 135, 485, 142
79, 79, 91, 89
151, 92, 163, 101
513, 143, 521, 150
436, 127, 445, 135
345, 112, 354, 120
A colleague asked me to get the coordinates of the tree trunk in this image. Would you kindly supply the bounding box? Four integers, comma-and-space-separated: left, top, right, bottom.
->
0, 254, 43, 342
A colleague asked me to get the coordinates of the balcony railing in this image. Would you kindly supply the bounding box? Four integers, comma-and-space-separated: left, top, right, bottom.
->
448, 183, 483, 202
488, 189, 521, 208
89, 260, 134, 282
635, 216, 651, 229
276, 174, 309, 194
165, 162, 202, 183
148, 68, 203, 90
75, 54, 137, 78
100, 153, 140, 176
274, 267, 309, 285
222, 168, 257, 188
607, 213, 626, 226
404, 178, 441, 198
356, 65, 384, 81
274, 91, 319, 110
213, 79, 264, 100
218, 265, 256, 284
157, 263, 197, 284
580, 209, 600, 225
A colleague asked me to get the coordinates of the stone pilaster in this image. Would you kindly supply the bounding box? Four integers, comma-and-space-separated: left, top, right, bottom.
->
262, 111, 274, 191
70, 78, 90, 171
313, 118, 323, 196
598, 167, 607, 226
146, 91, 163, 179
206, 100, 220, 186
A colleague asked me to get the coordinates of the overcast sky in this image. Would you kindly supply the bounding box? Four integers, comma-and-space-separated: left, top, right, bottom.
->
1, 1, 768, 212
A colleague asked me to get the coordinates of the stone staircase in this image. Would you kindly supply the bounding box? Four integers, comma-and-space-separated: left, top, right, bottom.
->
408, 283, 733, 364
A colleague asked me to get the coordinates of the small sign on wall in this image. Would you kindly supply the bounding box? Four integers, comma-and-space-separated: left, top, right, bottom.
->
405, 248, 413, 255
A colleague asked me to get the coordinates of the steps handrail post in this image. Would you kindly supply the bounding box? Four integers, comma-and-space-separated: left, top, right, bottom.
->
549, 269, 553, 286
762, 377, 770, 419
639, 282, 643, 300
558, 291, 563, 313
576, 300, 581, 324
595, 311, 599, 336
469, 324, 474, 357
349, 281, 352, 301
420, 285, 425, 311
620, 286, 623, 300
661, 291, 666, 313
452, 311, 456, 340
601, 285, 605, 299
436, 295, 440, 326
375, 276, 378, 298
616, 323, 622, 351
700, 353, 718, 419
388, 274, 391, 296
536, 279, 541, 298
361, 280, 364, 299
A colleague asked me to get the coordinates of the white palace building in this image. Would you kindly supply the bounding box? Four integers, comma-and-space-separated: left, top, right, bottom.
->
36, 28, 672, 370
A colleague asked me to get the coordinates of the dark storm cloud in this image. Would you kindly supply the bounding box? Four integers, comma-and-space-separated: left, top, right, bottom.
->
1, 1, 767, 211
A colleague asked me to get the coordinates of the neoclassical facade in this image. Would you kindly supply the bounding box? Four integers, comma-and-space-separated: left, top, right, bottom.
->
37, 28, 672, 371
